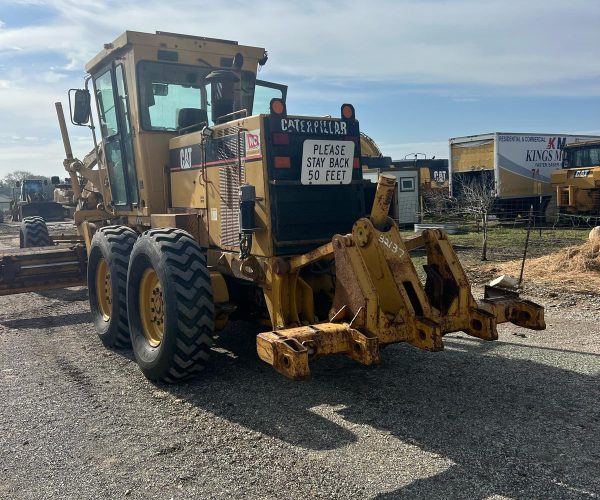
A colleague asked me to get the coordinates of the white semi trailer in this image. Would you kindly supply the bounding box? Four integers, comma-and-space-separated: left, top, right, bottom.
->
449, 132, 599, 218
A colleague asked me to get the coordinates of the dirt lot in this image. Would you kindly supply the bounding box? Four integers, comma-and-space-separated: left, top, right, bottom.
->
1, 222, 599, 499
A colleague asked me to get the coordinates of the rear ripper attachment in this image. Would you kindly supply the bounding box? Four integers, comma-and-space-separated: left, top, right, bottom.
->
257, 175, 545, 380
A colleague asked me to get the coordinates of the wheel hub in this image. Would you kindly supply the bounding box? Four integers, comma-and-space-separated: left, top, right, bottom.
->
139, 268, 164, 347
95, 258, 112, 321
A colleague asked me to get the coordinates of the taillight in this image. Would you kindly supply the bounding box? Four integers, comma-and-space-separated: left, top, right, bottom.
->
341, 104, 355, 120
270, 98, 286, 115
274, 156, 291, 169
272, 132, 289, 145
353, 158, 360, 169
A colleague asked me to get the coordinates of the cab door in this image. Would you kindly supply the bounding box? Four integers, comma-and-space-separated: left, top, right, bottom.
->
93, 64, 139, 208
253, 80, 288, 113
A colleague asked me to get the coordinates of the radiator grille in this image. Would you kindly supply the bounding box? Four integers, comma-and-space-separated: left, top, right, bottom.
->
218, 128, 246, 247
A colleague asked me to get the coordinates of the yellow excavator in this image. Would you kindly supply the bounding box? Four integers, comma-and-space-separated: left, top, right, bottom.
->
0, 31, 545, 382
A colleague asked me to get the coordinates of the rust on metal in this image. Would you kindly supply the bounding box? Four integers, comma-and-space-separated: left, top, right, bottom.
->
256, 175, 546, 379
369, 173, 396, 231
0, 245, 87, 296
288, 242, 334, 272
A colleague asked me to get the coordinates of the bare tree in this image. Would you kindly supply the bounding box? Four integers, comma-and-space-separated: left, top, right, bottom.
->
420, 175, 496, 261
2, 170, 44, 187
457, 176, 496, 260
421, 187, 456, 220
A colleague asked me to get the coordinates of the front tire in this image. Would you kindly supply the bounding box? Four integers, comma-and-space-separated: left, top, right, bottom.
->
88, 226, 138, 348
127, 228, 214, 383
20, 217, 50, 248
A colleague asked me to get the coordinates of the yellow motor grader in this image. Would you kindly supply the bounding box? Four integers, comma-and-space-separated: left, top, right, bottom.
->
0, 31, 545, 382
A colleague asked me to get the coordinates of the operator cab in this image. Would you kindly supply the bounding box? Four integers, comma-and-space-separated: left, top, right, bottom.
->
21, 180, 47, 203
135, 61, 286, 131
562, 140, 600, 169
68, 31, 286, 217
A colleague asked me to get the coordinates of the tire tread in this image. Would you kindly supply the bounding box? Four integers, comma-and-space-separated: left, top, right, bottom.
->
133, 228, 214, 382
20, 217, 50, 247
91, 226, 137, 348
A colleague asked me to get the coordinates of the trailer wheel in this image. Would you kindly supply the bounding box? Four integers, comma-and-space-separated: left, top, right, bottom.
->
127, 228, 214, 383
19, 217, 50, 248
88, 226, 138, 348
543, 196, 559, 225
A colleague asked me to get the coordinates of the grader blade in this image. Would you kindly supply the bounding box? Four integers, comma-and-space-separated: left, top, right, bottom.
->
257, 174, 545, 380
0, 245, 87, 296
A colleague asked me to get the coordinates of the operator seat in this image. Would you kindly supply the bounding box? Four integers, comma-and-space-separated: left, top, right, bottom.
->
177, 108, 208, 133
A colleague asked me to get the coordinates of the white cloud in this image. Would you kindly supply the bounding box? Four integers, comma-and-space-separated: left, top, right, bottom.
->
0, 81, 64, 124
0, 0, 598, 92
0, 140, 65, 175
0, 0, 598, 177
0, 134, 92, 178
39, 70, 69, 83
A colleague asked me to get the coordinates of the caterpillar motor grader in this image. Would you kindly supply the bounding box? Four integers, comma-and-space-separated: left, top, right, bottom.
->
0, 31, 545, 382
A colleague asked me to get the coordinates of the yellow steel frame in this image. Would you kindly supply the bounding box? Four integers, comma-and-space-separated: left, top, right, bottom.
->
257, 175, 545, 379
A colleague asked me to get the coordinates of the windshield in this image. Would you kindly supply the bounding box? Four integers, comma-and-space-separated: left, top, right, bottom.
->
23, 181, 43, 194
138, 61, 258, 131
565, 146, 600, 168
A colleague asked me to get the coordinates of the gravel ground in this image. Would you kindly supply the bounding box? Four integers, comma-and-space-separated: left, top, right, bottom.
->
0, 222, 599, 499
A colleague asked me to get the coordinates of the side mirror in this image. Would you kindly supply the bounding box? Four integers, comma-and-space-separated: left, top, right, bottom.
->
15, 181, 21, 188
69, 89, 91, 125
51, 176, 60, 185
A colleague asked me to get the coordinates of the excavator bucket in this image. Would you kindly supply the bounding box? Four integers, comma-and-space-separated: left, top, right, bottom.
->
257, 174, 545, 379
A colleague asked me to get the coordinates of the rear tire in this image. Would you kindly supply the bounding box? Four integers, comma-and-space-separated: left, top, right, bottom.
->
88, 226, 138, 348
127, 228, 214, 383
20, 217, 50, 248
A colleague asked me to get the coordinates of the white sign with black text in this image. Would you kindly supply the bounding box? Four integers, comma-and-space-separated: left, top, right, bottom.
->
300, 140, 355, 185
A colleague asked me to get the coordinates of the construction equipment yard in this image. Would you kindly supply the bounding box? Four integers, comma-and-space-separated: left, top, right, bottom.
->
1, 221, 598, 499
0, 8, 598, 498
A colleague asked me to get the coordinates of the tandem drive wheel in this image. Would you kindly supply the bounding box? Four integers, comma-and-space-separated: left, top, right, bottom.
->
127, 228, 215, 383
88, 226, 138, 349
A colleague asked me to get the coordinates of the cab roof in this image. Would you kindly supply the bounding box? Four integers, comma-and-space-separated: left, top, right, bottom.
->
564, 139, 600, 149
85, 30, 265, 73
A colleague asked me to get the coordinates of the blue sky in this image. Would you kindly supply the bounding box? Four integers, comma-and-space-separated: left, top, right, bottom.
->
0, 0, 599, 177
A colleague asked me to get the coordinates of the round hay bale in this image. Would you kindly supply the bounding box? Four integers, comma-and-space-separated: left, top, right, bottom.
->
589, 226, 600, 241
